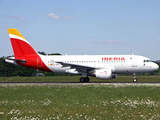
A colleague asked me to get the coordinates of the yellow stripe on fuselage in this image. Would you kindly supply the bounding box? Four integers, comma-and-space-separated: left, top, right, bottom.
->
8, 28, 26, 40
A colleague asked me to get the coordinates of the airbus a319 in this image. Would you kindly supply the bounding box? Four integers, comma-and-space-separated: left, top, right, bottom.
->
5, 29, 159, 82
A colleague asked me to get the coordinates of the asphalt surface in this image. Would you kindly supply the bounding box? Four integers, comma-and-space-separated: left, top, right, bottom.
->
0, 82, 160, 86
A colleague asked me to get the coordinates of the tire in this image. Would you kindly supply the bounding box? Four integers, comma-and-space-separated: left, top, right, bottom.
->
84, 77, 90, 82
80, 77, 85, 82
133, 78, 137, 82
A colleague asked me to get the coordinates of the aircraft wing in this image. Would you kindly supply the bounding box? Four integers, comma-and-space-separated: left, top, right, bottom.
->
56, 61, 97, 72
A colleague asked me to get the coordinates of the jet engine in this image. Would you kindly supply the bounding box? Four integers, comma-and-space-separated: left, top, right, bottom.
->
65, 69, 79, 74
95, 69, 117, 80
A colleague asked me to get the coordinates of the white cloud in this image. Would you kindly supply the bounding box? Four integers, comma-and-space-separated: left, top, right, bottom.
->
103, 40, 119, 44
91, 39, 120, 44
62, 16, 72, 20
47, 13, 60, 20
91, 39, 97, 42
0, 15, 5, 17
58, 8, 65, 12
91, 39, 99, 44
9, 15, 27, 22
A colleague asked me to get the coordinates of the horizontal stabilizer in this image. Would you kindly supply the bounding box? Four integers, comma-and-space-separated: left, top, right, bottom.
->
5, 57, 27, 64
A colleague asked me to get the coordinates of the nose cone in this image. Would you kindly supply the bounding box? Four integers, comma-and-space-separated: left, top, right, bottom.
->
152, 63, 159, 71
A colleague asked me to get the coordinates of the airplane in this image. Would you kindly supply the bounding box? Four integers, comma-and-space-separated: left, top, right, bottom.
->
5, 28, 159, 82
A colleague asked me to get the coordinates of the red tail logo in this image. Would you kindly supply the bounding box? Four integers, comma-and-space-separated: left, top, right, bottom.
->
8, 28, 52, 72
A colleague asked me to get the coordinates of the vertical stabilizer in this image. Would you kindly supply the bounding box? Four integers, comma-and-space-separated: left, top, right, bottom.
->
8, 28, 37, 57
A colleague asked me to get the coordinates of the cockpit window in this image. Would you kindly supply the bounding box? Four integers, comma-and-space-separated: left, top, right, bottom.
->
144, 60, 151, 62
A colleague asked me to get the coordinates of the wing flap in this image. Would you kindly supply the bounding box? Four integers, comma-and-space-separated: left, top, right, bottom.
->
56, 61, 96, 72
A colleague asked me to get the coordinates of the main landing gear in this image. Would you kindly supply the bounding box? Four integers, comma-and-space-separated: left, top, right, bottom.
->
133, 73, 137, 82
79, 77, 90, 83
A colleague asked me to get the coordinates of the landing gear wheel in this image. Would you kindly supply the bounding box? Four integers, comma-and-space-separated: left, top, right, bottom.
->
133, 78, 137, 82
133, 73, 137, 82
84, 77, 90, 82
80, 77, 85, 82
79, 77, 90, 82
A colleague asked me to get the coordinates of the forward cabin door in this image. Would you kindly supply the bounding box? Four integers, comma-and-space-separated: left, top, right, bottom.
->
132, 57, 138, 67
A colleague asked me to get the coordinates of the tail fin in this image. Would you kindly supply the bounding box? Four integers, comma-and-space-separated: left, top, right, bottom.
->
8, 28, 37, 57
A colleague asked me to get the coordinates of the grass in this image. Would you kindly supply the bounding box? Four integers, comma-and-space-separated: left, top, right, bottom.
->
0, 84, 160, 119
0, 75, 160, 82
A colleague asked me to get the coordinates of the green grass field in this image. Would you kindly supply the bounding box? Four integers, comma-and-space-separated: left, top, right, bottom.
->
0, 76, 160, 119
0, 75, 160, 83
0, 83, 160, 119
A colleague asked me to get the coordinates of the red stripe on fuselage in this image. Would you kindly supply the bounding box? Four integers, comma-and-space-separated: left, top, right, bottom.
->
16, 55, 52, 72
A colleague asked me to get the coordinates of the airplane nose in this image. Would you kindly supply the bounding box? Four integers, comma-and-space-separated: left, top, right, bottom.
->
153, 63, 159, 71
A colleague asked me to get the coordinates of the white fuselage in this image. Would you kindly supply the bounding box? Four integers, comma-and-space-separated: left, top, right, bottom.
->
40, 54, 159, 75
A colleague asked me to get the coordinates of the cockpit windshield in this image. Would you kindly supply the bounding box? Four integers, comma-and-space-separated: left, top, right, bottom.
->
144, 60, 151, 62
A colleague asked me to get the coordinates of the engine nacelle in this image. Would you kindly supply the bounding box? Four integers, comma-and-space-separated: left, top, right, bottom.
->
65, 69, 79, 74
95, 69, 117, 80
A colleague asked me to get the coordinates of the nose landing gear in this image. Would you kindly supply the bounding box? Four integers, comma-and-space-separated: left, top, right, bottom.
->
133, 73, 137, 82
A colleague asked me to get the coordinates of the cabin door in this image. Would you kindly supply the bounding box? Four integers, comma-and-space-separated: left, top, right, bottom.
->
37, 57, 42, 67
132, 57, 138, 67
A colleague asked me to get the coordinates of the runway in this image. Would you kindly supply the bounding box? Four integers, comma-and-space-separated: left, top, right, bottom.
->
0, 82, 160, 86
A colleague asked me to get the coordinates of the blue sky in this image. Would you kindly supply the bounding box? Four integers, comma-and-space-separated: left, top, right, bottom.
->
0, 0, 160, 60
